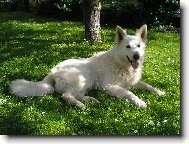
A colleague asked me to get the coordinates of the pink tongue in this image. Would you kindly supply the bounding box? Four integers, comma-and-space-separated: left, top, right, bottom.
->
131, 61, 139, 69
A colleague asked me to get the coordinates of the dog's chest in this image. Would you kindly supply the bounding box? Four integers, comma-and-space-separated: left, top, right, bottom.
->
110, 67, 141, 87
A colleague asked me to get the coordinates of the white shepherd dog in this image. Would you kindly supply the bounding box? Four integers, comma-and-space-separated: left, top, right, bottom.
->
10, 25, 165, 109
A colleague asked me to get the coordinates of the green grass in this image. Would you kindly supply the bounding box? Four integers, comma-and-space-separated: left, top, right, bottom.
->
0, 12, 180, 135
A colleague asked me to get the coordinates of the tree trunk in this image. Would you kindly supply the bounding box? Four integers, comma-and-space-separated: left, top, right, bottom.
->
84, 0, 101, 42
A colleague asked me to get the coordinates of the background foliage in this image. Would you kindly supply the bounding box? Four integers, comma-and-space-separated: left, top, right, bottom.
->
0, 0, 180, 30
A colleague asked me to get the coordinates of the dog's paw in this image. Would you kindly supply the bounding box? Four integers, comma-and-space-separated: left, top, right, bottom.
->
76, 103, 86, 110
82, 96, 100, 104
130, 96, 147, 108
156, 90, 165, 96
135, 99, 147, 108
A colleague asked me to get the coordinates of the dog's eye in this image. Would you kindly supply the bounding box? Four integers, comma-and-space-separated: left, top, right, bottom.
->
137, 45, 140, 47
126, 45, 131, 48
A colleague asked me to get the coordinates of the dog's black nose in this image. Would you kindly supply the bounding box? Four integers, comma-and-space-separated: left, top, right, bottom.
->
133, 52, 140, 60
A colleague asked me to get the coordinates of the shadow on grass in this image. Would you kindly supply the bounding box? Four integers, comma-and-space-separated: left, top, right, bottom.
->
0, 23, 86, 63
0, 11, 91, 83
0, 12, 180, 135
0, 104, 36, 135
0, 12, 71, 23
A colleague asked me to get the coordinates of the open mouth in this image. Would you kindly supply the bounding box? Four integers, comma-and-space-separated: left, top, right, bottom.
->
126, 55, 139, 69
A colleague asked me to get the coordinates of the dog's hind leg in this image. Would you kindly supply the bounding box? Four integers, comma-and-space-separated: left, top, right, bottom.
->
134, 81, 165, 96
62, 92, 86, 110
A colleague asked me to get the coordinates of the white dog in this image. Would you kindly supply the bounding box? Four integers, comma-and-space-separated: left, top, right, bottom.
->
10, 25, 165, 109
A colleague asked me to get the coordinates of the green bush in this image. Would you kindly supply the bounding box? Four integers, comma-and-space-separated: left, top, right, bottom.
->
101, 0, 180, 28
0, 0, 180, 29
137, 0, 180, 29
36, 0, 83, 21
35, 0, 180, 29
101, 0, 142, 27
0, 0, 17, 12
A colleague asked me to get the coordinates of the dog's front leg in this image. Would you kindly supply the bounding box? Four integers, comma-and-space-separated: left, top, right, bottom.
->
135, 81, 165, 96
102, 84, 147, 108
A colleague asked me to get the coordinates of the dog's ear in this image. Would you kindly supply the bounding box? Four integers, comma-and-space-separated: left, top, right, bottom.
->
136, 24, 147, 42
116, 26, 127, 45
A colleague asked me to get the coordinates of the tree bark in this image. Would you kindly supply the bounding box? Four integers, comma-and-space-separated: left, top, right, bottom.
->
84, 0, 101, 42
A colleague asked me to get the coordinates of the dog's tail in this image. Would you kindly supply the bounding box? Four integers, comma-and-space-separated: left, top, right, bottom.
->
10, 75, 54, 97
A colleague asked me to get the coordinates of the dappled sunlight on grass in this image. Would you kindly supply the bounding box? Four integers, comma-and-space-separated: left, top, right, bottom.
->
0, 12, 180, 135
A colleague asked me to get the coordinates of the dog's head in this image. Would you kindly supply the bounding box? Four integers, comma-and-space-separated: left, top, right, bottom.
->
114, 25, 147, 69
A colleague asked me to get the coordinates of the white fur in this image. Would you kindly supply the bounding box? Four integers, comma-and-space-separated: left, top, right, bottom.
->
10, 25, 165, 109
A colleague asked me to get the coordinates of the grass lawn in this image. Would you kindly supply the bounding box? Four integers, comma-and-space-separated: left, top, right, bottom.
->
0, 12, 180, 135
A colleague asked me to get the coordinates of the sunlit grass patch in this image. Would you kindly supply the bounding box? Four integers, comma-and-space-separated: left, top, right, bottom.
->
0, 12, 180, 135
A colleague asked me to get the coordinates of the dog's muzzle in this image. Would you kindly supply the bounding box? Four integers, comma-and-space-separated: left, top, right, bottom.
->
126, 54, 139, 69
